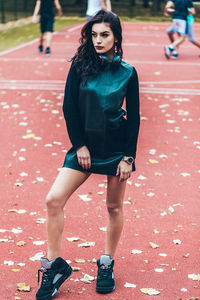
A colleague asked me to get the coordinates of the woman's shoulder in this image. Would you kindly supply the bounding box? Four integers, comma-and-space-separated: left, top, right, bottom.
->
120, 60, 138, 77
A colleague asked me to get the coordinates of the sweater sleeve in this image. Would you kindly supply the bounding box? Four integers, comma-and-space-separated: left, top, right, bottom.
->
62, 63, 85, 150
124, 67, 140, 159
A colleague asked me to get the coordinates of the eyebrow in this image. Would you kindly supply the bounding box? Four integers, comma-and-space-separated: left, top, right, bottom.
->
92, 30, 110, 34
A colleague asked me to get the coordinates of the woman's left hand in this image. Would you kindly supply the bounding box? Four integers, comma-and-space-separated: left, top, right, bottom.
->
116, 160, 132, 182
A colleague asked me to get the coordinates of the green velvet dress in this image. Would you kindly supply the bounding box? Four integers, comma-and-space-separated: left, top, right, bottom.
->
62, 59, 140, 176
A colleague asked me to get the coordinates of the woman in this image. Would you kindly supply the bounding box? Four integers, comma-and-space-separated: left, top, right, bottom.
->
36, 10, 140, 300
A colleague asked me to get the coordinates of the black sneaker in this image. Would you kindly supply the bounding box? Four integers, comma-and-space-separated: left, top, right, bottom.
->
96, 254, 115, 294
36, 257, 73, 300
38, 45, 43, 53
172, 50, 178, 59
45, 47, 51, 56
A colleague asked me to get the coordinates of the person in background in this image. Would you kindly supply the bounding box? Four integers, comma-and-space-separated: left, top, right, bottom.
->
32, 0, 62, 56
36, 9, 140, 300
186, 8, 200, 51
86, 0, 107, 19
106, 0, 112, 11
165, 4, 199, 58
164, 0, 194, 59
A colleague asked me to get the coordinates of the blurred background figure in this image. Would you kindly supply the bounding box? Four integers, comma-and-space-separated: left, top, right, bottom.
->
165, 3, 199, 58
185, 8, 200, 50
32, 0, 62, 56
86, 0, 107, 20
164, 0, 194, 59
106, 0, 112, 11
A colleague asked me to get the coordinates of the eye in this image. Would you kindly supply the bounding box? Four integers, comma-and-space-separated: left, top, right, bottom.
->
102, 33, 109, 37
92, 33, 97, 37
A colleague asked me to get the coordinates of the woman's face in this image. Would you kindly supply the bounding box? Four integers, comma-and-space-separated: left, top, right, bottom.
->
92, 22, 117, 56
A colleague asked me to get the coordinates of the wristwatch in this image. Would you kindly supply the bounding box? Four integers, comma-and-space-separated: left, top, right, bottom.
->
122, 156, 135, 165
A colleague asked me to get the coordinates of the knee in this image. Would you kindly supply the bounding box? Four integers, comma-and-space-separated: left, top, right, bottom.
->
46, 192, 64, 212
107, 205, 122, 217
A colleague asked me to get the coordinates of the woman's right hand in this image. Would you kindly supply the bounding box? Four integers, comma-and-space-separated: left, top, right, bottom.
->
76, 146, 91, 169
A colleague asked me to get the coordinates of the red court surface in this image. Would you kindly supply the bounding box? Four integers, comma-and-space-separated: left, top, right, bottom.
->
0, 22, 200, 300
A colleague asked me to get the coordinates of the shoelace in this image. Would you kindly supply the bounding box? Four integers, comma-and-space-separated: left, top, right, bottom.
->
98, 264, 112, 279
38, 267, 54, 287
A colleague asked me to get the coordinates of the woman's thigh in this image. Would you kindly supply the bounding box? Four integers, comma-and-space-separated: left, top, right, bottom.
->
106, 176, 126, 208
47, 167, 91, 207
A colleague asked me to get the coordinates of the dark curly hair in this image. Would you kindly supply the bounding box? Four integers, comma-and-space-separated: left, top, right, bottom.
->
72, 10, 123, 82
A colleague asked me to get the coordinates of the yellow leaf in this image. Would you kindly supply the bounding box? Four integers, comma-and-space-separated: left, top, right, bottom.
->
17, 241, 26, 247
72, 266, 81, 271
26, 134, 35, 139
149, 159, 159, 164
75, 258, 85, 264
17, 282, 31, 292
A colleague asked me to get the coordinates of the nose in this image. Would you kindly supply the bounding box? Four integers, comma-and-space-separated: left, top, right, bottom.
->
96, 35, 102, 44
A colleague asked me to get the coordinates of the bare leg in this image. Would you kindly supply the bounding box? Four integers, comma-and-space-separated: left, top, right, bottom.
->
45, 31, 53, 48
39, 33, 44, 46
105, 176, 126, 258
172, 35, 186, 51
46, 168, 91, 261
191, 40, 200, 49
168, 32, 174, 43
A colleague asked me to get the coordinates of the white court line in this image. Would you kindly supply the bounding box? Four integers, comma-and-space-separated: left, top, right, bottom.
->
140, 80, 200, 85
0, 39, 39, 57
1, 79, 200, 85
128, 60, 200, 66
66, 24, 83, 32
0, 80, 200, 95
0, 56, 199, 67
0, 24, 82, 57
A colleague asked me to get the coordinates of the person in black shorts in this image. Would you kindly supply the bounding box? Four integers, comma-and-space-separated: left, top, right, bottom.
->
32, 0, 62, 55
35, 10, 140, 300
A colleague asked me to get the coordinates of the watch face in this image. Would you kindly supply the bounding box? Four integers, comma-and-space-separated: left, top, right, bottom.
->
128, 157, 134, 164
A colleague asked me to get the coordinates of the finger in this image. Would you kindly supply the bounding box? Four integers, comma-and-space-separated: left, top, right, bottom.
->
88, 157, 91, 169
116, 165, 120, 176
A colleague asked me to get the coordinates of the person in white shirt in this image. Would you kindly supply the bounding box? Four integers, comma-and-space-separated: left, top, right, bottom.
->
86, 0, 107, 19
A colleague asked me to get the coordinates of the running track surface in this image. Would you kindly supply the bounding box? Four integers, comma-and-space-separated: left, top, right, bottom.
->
0, 22, 200, 300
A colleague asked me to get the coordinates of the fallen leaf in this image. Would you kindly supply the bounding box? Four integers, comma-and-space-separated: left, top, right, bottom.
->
4, 260, 14, 265
78, 194, 92, 202
149, 159, 159, 164
33, 241, 45, 245
80, 274, 95, 283
78, 242, 95, 247
124, 282, 136, 288
75, 258, 85, 264
72, 266, 81, 271
66, 237, 80, 242
131, 249, 143, 254
29, 251, 44, 261
173, 239, 181, 245
188, 274, 200, 281
149, 242, 159, 249
17, 241, 26, 247
154, 268, 164, 272
17, 282, 31, 292
140, 288, 160, 295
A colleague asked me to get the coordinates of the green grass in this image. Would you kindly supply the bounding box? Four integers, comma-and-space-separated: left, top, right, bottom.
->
0, 17, 84, 52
